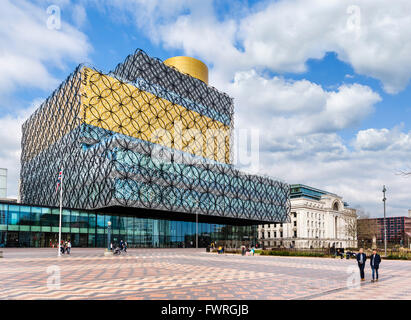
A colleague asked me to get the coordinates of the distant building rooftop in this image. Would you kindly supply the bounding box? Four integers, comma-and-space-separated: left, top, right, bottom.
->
0, 198, 18, 204
290, 184, 351, 208
290, 184, 339, 201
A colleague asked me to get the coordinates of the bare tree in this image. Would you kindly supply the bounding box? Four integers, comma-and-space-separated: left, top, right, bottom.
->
344, 215, 358, 246
356, 207, 370, 219
356, 209, 378, 248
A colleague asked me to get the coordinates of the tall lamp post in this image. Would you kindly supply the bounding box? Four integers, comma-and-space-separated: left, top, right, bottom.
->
196, 212, 198, 249
194, 199, 199, 249
382, 185, 387, 257
107, 221, 112, 251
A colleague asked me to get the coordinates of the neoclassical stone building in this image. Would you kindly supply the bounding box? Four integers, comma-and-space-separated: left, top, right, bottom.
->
258, 184, 357, 249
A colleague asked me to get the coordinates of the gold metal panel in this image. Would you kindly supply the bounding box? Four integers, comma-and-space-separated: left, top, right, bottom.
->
80, 67, 229, 163
164, 56, 209, 84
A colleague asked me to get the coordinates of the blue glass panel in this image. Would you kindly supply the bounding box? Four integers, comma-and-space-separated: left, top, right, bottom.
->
110, 215, 119, 229
70, 210, 80, 228
62, 209, 70, 228
30, 207, 42, 226
78, 212, 88, 229
88, 213, 96, 229
0, 204, 8, 225
118, 216, 126, 231
97, 214, 105, 228
18, 206, 32, 226
8, 205, 20, 225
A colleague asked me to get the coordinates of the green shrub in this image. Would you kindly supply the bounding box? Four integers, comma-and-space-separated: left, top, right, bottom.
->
385, 254, 410, 260
223, 249, 241, 254
259, 250, 326, 257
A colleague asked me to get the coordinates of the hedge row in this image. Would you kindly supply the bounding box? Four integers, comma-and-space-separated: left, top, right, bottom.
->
385, 254, 411, 260
259, 250, 327, 257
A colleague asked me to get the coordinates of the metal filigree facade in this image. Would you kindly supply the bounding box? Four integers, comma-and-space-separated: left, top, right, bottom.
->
20, 49, 290, 223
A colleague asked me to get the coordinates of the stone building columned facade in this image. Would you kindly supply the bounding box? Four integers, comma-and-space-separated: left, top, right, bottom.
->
258, 184, 357, 249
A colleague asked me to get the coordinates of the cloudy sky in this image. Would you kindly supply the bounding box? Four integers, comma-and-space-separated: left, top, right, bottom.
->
1, 0, 411, 217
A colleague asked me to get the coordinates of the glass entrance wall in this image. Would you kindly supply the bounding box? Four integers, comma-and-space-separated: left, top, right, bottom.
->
0, 202, 257, 248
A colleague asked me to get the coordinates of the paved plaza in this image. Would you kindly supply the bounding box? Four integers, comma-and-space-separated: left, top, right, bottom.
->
0, 248, 410, 300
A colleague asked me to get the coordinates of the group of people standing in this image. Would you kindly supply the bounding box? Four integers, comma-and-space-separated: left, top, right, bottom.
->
110, 239, 128, 253
356, 248, 381, 282
60, 240, 72, 255
241, 245, 255, 256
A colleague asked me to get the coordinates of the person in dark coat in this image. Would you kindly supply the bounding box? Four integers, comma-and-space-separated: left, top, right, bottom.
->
370, 249, 381, 282
356, 248, 367, 281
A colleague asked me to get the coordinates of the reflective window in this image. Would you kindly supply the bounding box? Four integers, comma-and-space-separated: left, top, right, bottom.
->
97, 214, 105, 228
0, 204, 258, 248
88, 213, 96, 229
62, 209, 70, 228
70, 211, 80, 228
8, 205, 20, 225
79, 212, 89, 228
19, 206, 32, 226
0, 204, 8, 226
31, 207, 42, 227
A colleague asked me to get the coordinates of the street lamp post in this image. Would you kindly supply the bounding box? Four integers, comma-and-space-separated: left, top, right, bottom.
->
194, 199, 199, 249
382, 185, 387, 257
107, 221, 112, 251
196, 212, 198, 249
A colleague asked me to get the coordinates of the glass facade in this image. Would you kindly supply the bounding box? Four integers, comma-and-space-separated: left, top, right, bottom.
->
0, 202, 257, 248
290, 184, 329, 201
20, 51, 290, 224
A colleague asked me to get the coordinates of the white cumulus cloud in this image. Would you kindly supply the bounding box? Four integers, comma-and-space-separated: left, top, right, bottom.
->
0, 0, 91, 95
0, 0, 92, 197
92, 0, 411, 216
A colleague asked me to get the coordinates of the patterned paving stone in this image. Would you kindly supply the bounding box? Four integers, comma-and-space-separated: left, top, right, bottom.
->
0, 248, 410, 300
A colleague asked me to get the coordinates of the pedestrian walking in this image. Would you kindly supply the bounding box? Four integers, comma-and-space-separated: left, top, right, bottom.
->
356, 248, 367, 281
370, 249, 381, 282
66, 241, 71, 255
60, 240, 65, 255
124, 241, 128, 252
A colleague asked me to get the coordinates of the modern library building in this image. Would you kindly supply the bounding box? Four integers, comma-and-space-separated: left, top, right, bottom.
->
0, 50, 290, 248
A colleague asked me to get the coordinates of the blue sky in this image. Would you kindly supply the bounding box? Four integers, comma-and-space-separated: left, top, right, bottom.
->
1, 0, 411, 217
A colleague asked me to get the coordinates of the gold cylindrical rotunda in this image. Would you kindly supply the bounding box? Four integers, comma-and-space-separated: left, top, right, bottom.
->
164, 56, 209, 85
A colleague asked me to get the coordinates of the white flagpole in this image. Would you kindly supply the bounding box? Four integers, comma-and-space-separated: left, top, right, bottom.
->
58, 170, 63, 257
